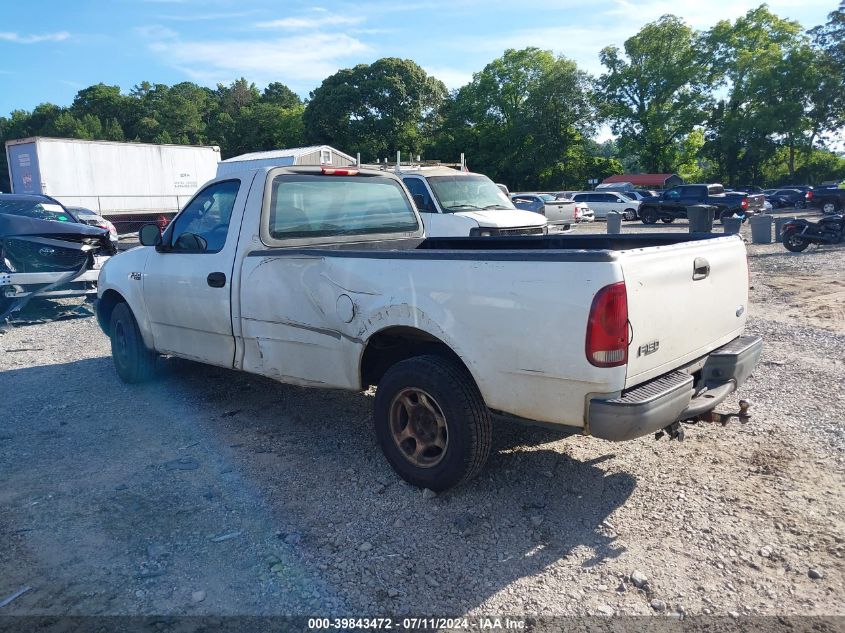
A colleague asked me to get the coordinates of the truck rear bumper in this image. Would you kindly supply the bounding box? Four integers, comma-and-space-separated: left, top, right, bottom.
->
588, 335, 763, 441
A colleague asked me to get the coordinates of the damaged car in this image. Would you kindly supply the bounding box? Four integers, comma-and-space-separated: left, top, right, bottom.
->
0, 194, 115, 320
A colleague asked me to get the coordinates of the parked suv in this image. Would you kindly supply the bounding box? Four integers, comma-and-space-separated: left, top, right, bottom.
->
569, 191, 640, 220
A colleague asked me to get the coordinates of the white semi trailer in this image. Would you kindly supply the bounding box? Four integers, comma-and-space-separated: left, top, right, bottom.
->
5, 137, 220, 233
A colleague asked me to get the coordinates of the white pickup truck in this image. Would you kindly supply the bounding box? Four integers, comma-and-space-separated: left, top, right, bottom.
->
96, 166, 762, 490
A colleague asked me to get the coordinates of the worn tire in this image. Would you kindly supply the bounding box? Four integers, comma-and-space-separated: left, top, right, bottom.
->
373, 354, 492, 491
640, 207, 658, 224
110, 302, 157, 383
782, 229, 810, 252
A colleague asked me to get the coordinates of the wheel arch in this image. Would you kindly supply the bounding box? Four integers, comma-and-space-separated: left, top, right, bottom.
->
96, 288, 127, 335
96, 288, 156, 350
359, 325, 477, 391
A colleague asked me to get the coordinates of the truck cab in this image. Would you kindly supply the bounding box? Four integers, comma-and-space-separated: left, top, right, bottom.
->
398, 167, 548, 237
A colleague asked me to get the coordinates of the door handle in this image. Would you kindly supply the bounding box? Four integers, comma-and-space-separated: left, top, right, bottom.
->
207, 272, 226, 288
693, 257, 710, 281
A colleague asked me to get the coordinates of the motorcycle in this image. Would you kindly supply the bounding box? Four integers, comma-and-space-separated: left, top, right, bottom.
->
781, 214, 845, 252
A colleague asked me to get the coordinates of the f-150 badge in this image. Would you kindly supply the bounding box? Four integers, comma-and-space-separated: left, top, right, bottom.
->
637, 340, 660, 357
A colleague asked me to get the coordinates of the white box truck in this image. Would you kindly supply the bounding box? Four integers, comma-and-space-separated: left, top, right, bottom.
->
5, 137, 220, 233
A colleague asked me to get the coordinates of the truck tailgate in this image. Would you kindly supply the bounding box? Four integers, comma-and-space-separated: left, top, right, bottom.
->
620, 236, 748, 388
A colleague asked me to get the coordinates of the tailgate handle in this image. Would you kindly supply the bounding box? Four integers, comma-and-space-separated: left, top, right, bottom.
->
693, 257, 710, 281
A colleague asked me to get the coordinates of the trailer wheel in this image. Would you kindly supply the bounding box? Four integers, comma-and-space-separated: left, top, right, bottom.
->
110, 302, 157, 383
373, 354, 491, 491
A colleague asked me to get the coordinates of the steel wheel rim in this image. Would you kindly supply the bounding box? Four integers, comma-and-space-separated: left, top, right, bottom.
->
786, 233, 803, 248
388, 387, 449, 468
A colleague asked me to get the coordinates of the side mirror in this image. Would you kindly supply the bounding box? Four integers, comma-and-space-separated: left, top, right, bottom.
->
139, 224, 162, 247
412, 194, 427, 211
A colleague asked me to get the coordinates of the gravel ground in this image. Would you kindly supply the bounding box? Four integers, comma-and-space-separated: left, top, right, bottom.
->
1, 215, 843, 618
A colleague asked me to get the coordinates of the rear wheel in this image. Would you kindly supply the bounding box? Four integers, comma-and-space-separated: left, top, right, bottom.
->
373, 355, 491, 491
782, 229, 810, 252
640, 207, 658, 225
110, 302, 158, 383
822, 201, 837, 214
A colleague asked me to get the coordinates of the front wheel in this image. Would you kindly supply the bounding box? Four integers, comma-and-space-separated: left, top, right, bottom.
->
640, 207, 658, 224
782, 229, 810, 252
624, 208, 637, 221
110, 302, 158, 383
822, 202, 838, 214
373, 355, 492, 491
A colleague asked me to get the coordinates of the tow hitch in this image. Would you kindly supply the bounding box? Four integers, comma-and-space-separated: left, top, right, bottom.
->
655, 400, 751, 441
693, 399, 752, 426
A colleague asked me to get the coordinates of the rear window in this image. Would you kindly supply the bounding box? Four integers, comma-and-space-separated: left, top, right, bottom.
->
0, 199, 74, 222
268, 175, 419, 239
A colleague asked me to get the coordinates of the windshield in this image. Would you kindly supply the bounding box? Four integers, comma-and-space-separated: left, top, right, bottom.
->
427, 174, 516, 212
0, 199, 75, 222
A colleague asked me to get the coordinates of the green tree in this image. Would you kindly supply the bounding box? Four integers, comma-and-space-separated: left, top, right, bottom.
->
435, 48, 595, 189
304, 58, 446, 161
261, 82, 301, 109
702, 6, 807, 185
597, 15, 711, 173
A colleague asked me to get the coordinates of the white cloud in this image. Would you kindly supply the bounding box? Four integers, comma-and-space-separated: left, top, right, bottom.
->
423, 66, 473, 90
0, 31, 70, 44
145, 29, 371, 88
255, 15, 364, 29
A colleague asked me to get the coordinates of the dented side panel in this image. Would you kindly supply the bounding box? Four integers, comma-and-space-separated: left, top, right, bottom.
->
238, 251, 625, 427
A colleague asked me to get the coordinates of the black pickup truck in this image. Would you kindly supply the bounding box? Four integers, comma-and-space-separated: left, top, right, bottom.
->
639, 184, 766, 224
808, 186, 845, 214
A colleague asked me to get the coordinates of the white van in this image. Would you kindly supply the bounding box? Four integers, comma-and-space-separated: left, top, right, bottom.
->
398, 167, 547, 237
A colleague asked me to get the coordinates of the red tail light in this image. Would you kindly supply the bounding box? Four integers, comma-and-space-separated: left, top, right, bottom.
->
586, 282, 629, 368
806, 191, 813, 201
741, 197, 749, 210
321, 167, 359, 176
574, 207, 581, 220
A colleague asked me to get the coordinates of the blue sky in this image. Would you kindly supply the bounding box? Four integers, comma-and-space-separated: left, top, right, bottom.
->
0, 0, 837, 117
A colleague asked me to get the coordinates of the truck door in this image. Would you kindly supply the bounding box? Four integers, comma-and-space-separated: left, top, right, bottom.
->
141, 178, 248, 367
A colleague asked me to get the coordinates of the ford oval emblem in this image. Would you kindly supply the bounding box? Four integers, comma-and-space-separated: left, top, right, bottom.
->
39, 247, 56, 256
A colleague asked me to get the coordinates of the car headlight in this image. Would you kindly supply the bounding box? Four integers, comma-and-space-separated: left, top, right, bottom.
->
542, 225, 549, 235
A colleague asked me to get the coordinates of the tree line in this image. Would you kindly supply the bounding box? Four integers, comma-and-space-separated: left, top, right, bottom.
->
1, 4, 843, 192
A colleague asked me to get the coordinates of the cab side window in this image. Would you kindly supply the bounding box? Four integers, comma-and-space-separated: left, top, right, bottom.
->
664, 188, 681, 200
169, 180, 240, 253
403, 178, 435, 212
